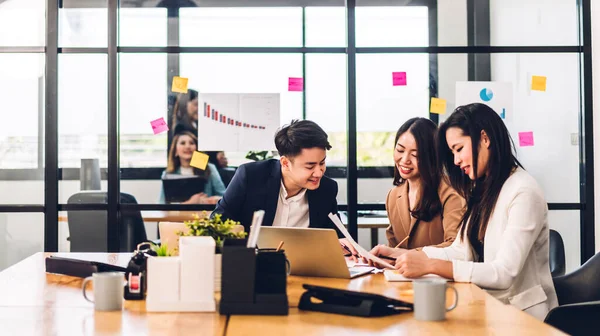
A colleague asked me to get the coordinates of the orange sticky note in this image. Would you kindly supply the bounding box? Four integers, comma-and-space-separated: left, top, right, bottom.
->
430, 97, 447, 114
531, 76, 547, 92
190, 151, 209, 170
172, 76, 189, 94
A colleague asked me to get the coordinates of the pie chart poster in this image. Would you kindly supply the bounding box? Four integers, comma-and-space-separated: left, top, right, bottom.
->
455, 81, 513, 121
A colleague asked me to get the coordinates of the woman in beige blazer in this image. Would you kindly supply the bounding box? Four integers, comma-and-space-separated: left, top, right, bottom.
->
382, 117, 465, 250
374, 104, 558, 320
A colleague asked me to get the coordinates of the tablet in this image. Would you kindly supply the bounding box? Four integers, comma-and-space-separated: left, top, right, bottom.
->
162, 176, 207, 203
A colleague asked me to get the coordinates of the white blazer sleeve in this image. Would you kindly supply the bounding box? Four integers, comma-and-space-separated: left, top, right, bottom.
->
422, 231, 473, 262
449, 188, 545, 289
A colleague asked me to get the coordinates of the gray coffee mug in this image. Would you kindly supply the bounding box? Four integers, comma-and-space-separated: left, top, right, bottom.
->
82, 272, 124, 311
412, 279, 458, 321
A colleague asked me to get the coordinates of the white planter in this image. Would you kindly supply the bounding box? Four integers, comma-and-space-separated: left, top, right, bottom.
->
146, 256, 180, 312
145, 237, 217, 312
215, 253, 222, 292
178, 236, 216, 311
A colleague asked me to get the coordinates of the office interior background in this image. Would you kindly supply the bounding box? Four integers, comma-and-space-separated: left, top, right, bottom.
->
0, 0, 598, 274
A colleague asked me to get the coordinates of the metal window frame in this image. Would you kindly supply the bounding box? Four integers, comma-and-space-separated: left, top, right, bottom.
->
0, 0, 590, 261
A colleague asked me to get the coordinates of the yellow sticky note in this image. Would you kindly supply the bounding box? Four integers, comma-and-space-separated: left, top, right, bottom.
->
531, 75, 547, 92
190, 151, 209, 170
430, 97, 447, 114
172, 76, 189, 94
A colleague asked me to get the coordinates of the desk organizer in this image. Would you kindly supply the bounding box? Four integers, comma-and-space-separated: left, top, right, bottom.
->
146, 236, 216, 312
219, 239, 289, 315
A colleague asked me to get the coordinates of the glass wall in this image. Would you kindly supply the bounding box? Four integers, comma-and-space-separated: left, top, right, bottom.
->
0, 0, 46, 270
0, 0, 592, 271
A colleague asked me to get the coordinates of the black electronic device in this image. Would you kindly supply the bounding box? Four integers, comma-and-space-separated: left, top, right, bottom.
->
298, 284, 413, 317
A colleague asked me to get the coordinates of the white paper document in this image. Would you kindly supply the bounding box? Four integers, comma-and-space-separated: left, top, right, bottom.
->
247, 210, 265, 248
383, 270, 448, 282
328, 213, 395, 269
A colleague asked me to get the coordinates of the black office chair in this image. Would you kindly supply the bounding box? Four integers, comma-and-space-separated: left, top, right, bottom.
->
544, 301, 600, 336
552, 252, 600, 306
67, 191, 148, 252
549, 229, 566, 277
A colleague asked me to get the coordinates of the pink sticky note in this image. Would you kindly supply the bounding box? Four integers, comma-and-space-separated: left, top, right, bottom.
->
392, 72, 407, 86
150, 117, 169, 135
288, 77, 303, 92
518, 132, 534, 147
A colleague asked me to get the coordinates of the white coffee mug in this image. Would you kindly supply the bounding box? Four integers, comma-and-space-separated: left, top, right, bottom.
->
82, 272, 124, 311
412, 278, 458, 321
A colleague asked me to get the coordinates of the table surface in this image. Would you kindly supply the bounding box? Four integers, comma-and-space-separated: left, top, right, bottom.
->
0, 253, 565, 335
0, 253, 225, 336
230, 275, 565, 335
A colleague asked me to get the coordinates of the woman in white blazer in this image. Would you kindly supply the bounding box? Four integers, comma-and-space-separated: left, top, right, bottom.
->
373, 103, 558, 320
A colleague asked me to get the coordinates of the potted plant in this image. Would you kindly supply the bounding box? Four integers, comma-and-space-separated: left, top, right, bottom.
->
146, 242, 181, 311
178, 212, 246, 291
245, 150, 275, 162
151, 242, 173, 257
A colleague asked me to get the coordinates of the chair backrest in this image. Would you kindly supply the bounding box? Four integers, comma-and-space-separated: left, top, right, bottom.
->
159, 222, 246, 256
544, 302, 600, 335
67, 191, 147, 252
549, 229, 566, 277
158, 222, 187, 255
553, 252, 600, 305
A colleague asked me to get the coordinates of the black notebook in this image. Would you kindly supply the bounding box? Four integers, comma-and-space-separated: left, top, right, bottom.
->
162, 176, 207, 203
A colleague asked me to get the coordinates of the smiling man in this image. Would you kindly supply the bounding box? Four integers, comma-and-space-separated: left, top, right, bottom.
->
212, 120, 344, 237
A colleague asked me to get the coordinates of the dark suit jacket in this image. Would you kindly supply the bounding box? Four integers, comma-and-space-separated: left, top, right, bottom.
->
212, 159, 341, 236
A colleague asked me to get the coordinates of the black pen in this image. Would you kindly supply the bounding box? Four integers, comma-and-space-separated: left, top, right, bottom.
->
341, 244, 359, 257
379, 255, 396, 261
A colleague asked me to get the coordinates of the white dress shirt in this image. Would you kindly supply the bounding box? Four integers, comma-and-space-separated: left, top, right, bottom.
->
422, 168, 558, 320
272, 181, 310, 228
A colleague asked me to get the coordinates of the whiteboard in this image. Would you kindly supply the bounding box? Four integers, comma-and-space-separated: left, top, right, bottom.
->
491, 53, 580, 203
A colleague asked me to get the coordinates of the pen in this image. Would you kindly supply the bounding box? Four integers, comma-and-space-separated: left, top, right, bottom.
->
375, 236, 409, 262
379, 255, 396, 261
394, 235, 410, 248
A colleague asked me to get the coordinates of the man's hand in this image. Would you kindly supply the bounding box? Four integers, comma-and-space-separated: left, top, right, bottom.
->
339, 238, 360, 262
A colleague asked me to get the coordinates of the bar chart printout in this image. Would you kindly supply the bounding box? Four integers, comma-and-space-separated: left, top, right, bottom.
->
198, 93, 280, 151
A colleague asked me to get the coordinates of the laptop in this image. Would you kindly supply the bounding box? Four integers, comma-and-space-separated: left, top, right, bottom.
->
256, 227, 374, 279
162, 176, 207, 203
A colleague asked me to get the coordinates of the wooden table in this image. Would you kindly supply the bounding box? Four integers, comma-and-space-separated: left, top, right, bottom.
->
0, 253, 226, 336
230, 275, 565, 335
0, 253, 565, 335
58, 212, 390, 246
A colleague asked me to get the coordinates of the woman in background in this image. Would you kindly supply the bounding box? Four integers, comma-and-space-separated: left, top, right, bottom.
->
206, 151, 235, 187
158, 130, 226, 204
374, 104, 558, 320
172, 89, 199, 135
372, 117, 464, 254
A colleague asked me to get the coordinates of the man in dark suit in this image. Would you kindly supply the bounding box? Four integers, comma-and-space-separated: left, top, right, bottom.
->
212, 120, 357, 254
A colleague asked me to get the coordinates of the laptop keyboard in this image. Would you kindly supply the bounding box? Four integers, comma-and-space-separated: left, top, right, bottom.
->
349, 266, 373, 277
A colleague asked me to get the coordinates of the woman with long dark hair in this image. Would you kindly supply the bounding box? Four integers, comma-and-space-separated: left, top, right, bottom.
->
172, 89, 199, 135
371, 118, 464, 252
375, 104, 558, 320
